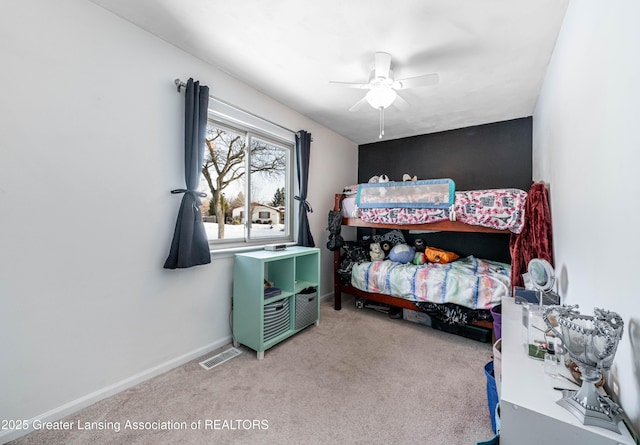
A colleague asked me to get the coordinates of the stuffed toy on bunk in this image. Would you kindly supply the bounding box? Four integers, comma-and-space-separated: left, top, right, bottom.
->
380, 241, 392, 259
424, 246, 460, 264
388, 243, 415, 264
412, 251, 427, 265
368, 174, 389, 183
369, 242, 385, 261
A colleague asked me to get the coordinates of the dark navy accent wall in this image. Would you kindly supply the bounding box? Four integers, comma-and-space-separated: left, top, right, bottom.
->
356, 117, 533, 263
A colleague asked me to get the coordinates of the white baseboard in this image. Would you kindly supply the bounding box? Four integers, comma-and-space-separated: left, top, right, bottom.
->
0, 337, 232, 444
319, 291, 334, 301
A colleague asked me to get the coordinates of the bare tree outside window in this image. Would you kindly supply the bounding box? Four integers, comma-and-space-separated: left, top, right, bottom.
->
200, 122, 290, 243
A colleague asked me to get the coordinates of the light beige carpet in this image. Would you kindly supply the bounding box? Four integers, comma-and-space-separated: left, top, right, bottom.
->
10, 294, 495, 445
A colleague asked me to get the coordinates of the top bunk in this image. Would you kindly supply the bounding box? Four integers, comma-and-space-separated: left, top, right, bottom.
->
334, 179, 528, 235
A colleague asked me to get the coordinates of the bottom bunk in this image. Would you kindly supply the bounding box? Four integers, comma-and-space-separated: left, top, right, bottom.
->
333, 232, 509, 343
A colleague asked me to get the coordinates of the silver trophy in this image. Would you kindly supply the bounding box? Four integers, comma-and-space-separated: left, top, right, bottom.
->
543, 305, 624, 432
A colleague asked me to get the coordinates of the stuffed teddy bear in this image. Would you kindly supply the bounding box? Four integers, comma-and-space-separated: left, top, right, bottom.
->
369, 242, 385, 261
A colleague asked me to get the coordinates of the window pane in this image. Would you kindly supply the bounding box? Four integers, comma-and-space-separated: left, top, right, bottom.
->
200, 123, 246, 242
249, 136, 288, 240
200, 116, 292, 248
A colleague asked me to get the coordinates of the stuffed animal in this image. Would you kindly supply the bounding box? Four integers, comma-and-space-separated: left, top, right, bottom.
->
425, 246, 460, 264
402, 173, 417, 182
413, 238, 425, 252
412, 252, 427, 265
368, 174, 390, 184
369, 242, 385, 261
389, 243, 415, 264
380, 241, 392, 258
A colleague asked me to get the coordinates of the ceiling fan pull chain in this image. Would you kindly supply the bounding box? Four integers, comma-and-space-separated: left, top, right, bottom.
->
379, 107, 384, 139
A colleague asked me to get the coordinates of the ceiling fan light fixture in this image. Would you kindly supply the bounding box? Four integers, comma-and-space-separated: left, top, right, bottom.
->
365, 84, 397, 109
330, 51, 440, 139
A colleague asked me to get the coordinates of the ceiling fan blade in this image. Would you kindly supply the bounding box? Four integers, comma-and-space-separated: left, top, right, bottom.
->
329, 81, 370, 89
374, 52, 392, 79
392, 93, 409, 111
395, 73, 439, 89
348, 96, 370, 112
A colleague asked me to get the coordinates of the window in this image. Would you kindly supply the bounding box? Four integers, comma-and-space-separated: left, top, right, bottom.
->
198, 108, 294, 250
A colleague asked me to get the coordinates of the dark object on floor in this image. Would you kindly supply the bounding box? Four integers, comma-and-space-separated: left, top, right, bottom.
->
388, 307, 403, 319
430, 317, 492, 343
355, 298, 403, 320
415, 301, 492, 326
356, 297, 491, 342
355, 297, 391, 313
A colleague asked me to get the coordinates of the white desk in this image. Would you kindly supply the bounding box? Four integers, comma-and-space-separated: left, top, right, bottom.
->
500, 296, 635, 445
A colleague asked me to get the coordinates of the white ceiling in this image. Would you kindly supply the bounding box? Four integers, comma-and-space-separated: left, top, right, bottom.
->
89, 0, 569, 145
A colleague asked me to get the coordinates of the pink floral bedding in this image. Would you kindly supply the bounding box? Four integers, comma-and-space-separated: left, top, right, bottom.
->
357, 188, 527, 233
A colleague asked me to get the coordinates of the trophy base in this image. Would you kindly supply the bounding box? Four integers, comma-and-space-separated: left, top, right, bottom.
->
558, 389, 623, 433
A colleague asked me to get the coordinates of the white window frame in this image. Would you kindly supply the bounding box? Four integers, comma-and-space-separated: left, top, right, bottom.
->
203, 98, 296, 253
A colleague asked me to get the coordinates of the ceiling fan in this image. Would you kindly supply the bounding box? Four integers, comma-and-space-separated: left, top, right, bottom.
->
330, 52, 439, 139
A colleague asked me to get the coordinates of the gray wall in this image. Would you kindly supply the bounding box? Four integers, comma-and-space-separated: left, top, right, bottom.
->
0, 0, 357, 441
533, 0, 640, 433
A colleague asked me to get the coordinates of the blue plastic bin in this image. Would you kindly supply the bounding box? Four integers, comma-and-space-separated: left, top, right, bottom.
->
484, 360, 499, 434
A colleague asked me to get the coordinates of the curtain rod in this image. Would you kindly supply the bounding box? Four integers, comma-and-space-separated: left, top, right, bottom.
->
174, 78, 308, 140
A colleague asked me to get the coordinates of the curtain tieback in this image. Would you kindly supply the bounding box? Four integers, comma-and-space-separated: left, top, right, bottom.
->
294, 195, 313, 213
170, 188, 207, 198
171, 189, 206, 213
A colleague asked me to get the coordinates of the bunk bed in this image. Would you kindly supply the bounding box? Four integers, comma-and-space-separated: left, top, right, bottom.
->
332, 185, 527, 339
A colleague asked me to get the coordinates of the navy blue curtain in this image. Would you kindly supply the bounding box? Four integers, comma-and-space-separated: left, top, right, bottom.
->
164, 78, 211, 269
295, 131, 315, 247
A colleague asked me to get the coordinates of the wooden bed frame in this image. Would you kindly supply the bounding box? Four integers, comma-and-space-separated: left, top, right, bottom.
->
332, 194, 509, 330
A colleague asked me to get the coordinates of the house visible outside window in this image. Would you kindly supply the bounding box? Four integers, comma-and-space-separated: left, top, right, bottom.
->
198, 102, 294, 250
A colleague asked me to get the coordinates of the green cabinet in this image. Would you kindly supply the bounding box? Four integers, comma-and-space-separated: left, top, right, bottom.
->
232, 246, 320, 359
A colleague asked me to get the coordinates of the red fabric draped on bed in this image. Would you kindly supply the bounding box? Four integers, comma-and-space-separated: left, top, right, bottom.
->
509, 182, 554, 289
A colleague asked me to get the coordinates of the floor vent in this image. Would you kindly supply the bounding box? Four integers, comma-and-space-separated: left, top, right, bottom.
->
199, 347, 242, 370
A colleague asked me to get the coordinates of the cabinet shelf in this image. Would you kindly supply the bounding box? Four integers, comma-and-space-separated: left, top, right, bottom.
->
263, 291, 293, 305
233, 246, 320, 360
294, 280, 316, 294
